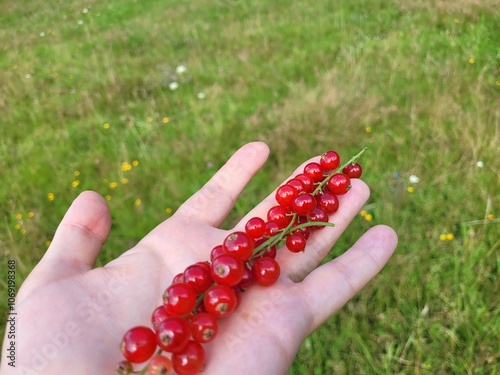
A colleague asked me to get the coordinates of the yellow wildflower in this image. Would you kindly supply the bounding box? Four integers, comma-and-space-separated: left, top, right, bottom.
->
14, 224, 21, 230
162, 117, 170, 124
28, 211, 35, 218
165, 207, 172, 214
15, 213, 22, 220
132, 160, 139, 167
365, 214, 373, 221
121, 178, 129, 184
109, 181, 118, 189
487, 214, 494, 220
71, 180, 80, 188
47, 193, 55, 201
74, 170, 80, 176
360, 210, 367, 217
121, 162, 132, 172
105, 195, 112, 201
407, 186, 415, 193
439, 234, 447, 241
365, 126, 372, 133
446, 233, 454, 240
134, 199, 142, 207
468, 58, 475, 64
103, 123, 110, 129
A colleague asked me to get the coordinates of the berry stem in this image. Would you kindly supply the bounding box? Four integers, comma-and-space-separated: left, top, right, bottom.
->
313, 147, 367, 194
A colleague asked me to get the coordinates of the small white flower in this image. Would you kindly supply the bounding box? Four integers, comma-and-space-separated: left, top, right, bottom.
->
197, 92, 206, 99
476, 161, 484, 168
69, 89, 76, 94
82, 8, 89, 14
24, 73, 32, 79
39, 31, 45, 37
175, 65, 187, 74
409, 175, 420, 184
169, 81, 179, 90
77, 20, 84, 25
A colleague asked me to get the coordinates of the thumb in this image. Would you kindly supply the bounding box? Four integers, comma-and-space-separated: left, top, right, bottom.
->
33, 191, 112, 281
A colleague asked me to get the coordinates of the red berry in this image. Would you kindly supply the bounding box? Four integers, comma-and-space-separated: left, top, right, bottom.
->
190, 313, 219, 343
163, 283, 197, 316
204, 284, 237, 318
252, 257, 280, 287
303, 162, 324, 183
172, 273, 185, 284
245, 217, 266, 239
237, 262, 254, 289
267, 205, 293, 229
292, 193, 317, 215
308, 207, 329, 230
120, 326, 157, 363
156, 316, 191, 353
342, 163, 362, 178
286, 233, 307, 253
210, 245, 225, 262
210, 253, 244, 287
152, 305, 171, 331
116, 360, 133, 375
147, 354, 173, 375
261, 245, 277, 258
275, 184, 298, 208
264, 221, 280, 237
295, 173, 314, 193
320, 151, 340, 171
223, 231, 255, 261
316, 192, 339, 214
286, 178, 305, 194
183, 264, 212, 294
326, 173, 351, 195
172, 340, 206, 375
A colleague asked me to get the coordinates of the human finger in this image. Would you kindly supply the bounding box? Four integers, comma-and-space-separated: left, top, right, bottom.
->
175, 141, 270, 227
297, 225, 398, 331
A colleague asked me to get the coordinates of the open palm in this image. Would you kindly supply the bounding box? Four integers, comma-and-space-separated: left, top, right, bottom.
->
1, 142, 397, 375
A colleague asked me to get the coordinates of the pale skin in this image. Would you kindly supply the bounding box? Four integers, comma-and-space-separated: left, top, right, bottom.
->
1, 142, 397, 375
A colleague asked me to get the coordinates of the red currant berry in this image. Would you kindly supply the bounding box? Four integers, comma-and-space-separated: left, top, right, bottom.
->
210, 245, 225, 262
156, 316, 191, 353
120, 326, 157, 363
183, 264, 212, 294
326, 173, 351, 195
163, 283, 197, 316
286, 178, 305, 194
252, 257, 280, 287
190, 312, 219, 343
293, 226, 311, 240
267, 205, 293, 229
292, 193, 317, 215
147, 354, 173, 375
262, 245, 277, 258
204, 284, 237, 318
286, 232, 307, 253
308, 207, 329, 230
237, 262, 254, 289
303, 162, 324, 183
320, 151, 340, 171
316, 192, 339, 214
342, 162, 362, 178
245, 217, 266, 239
210, 253, 244, 287
295, 173, 314, 193
152, 305, 171, 331
195, 261, 211, 272
264, 221, 280, 237
223, 231, 255, 261
116, 360, 133, 375
275, 184, 298, 208
172, 273, 185, 284
172, 340, 206, 375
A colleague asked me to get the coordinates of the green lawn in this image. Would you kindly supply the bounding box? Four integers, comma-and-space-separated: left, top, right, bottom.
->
1, 0, 499, 373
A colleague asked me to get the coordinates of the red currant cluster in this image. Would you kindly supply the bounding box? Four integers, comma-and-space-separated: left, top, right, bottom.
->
117, 149, 365, 375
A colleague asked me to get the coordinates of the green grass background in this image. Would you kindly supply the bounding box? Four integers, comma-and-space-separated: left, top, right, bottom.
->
1, 0, 499, 373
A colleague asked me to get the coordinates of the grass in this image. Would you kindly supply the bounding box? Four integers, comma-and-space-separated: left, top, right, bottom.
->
1, 0, 499, 373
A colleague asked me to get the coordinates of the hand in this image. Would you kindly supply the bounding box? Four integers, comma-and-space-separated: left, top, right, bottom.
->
1, 142, 397, 375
